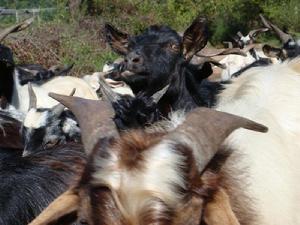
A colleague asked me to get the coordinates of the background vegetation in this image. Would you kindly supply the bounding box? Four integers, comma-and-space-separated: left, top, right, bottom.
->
0, 0, 299, 76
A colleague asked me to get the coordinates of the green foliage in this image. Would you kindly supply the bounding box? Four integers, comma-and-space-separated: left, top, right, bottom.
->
0, 0, 299, 75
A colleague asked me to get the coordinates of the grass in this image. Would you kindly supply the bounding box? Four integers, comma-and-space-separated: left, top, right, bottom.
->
1, 0, 299, 76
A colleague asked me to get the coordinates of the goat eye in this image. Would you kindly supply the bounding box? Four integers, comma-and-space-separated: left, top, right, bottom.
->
45, 139, 59, 148
167, 43, 179, 52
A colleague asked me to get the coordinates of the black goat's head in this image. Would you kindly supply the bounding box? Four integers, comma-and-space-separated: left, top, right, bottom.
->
104, 16, 209, 91
22, 85, 80, 156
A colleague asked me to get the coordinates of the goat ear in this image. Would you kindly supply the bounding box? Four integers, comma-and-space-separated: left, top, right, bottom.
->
183, 16, 209, 61
262, 44, 285, 59
28, 189, 79, 225
203, 188, 240, 225
104, 23, 129, 55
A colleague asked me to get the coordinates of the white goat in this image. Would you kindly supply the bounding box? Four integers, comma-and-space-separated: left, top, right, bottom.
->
12, 69, 98, 113
215, 57, 300, 224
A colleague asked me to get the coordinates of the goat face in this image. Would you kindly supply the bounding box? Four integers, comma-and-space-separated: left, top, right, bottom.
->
105, 16, 209, 95
22, 108, 80, 156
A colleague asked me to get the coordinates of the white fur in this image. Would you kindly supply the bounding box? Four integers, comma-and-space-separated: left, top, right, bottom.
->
62, 117, 80, 136
23, 109, 49, 129
93, 141, 186, 219
215, 49, 279, 81
83, 72, 102, 92
12, 69, 99, 113
83, 72, 134, 97
215, 58, 300, 224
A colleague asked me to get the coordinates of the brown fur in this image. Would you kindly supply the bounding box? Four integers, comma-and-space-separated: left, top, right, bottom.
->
116, 130, 166, 170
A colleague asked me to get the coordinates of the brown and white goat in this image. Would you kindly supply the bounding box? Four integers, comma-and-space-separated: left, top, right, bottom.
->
28, 90, 268, 225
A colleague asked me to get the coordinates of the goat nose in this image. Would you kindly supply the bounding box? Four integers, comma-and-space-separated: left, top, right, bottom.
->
125, 51, 143, 65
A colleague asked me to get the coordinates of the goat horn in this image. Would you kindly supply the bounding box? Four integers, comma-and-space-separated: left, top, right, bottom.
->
197, 48, 247, 57
151, 85, 169, 103
49, 93, 119, 155
237, 31, 243, 38
248, 28, 269, 38
28, 189, 79, 225
98, 75, 121, 102
28, 82, 37, 110
51, 88, 76, 117
0, 17, 34, 42
195, 57, 227, 69
49, 63, 74, 76
259, 14, 272, 29
166, 108, 268, 172
259, 14, 293, 44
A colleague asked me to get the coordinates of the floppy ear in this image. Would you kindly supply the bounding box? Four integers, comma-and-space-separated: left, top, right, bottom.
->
28, 189, 80, 225
262, 44, 285, 59
203, 188, 240, 225
183, 16, 209, 61
104, 23, 129, 55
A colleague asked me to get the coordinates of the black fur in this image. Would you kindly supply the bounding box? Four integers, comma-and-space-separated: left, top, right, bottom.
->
105, 25, 221, 115
231, 57, 272, 78
0, 45, 14, 108
0, 144, 85, 225
17, 64, 58, 85
113, 93, 162, 131
0, 110, 23, 150
22, 109, 81, 155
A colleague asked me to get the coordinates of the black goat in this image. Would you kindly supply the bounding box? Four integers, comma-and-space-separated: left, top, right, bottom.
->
104, 17, 222, 115
0, 144, 86, 225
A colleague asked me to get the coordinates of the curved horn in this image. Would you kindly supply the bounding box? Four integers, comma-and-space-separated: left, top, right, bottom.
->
248, 28, 269, 38
151, 85, 169, 103
259, 14, 272, 29
259, 14, 293, 44
197, 48, 247, 57
49, 64, 74, 76
28, 189, 79, 225
51, 88, 76, 117
48, 93, 119, 155
166, 108, 268, 172
0, 17, 34, 42
98, 75, 121, 102
194, 56, 227, 69
28, 83, 37, 110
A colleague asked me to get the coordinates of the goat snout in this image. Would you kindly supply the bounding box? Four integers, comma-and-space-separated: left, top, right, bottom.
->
125, 51, 144, 71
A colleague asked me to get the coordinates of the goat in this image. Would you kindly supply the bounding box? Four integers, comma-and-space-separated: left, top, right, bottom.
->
0, 143, 86, 225
21, 84, 81, 156
260, 14, 300, 60
104, 17, 223, 114
29, 57, 300, 225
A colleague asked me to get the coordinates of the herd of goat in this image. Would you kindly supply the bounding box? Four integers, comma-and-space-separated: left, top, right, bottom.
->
0, 13, 300, 225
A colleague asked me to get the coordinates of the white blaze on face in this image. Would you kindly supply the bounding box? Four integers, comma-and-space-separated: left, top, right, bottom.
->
24, 109, 49, 129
